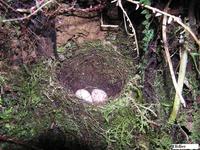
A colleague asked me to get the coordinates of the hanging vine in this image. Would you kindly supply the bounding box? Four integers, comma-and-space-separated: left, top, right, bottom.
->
139, 0, 154, 52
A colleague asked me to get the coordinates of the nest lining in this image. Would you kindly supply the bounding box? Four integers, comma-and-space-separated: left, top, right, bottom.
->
57, 47, 129, 100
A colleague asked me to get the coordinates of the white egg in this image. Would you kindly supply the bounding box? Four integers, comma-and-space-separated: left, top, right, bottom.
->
91, 89, 108, 103
75, 89, 93, 103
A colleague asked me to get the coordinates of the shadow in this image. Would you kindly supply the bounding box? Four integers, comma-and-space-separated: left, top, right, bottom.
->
0, 127, 98, 150
33, 127, 93, 150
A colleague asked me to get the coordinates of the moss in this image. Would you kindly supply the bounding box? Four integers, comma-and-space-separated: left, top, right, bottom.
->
192, 109, 200, 143
0, 62, 50, 139
150, 132, 172, 150
1, 33, 199, 150
99, 76, 156, 149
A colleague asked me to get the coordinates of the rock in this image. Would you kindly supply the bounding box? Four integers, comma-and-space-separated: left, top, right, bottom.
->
91, 89, 108, 103
75, 89, 93, 103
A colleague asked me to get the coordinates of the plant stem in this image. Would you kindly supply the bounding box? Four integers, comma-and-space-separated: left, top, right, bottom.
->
162, 15, 186, 108
169, 49, 188, 123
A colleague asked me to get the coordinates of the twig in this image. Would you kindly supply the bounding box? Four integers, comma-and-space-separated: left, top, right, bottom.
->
178, 124, 190, 142
2, 0, 54, 22
0, 0, 18, 13
126, 0, 200, 48
112, 0, 139, 57
131, 98, 160, 127
138, 104, 157, 117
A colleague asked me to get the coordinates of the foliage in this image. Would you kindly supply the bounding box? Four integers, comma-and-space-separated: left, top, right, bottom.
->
139, 0, 154, 52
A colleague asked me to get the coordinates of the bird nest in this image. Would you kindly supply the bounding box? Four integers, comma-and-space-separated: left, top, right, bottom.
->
56, 44, 130, 103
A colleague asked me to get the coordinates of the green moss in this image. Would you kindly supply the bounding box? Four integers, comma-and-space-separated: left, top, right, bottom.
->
0, 62, 49, 139
151, 132, 172, 150
100, 76, 154, 149
1, 34, 199, 150
192, 109, 200, 142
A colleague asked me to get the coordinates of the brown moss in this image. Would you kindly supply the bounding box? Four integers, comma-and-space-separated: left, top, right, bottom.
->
57, 48, 129, 99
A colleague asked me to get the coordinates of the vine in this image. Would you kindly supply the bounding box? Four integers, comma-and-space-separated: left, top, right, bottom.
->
139, 0, 154, 52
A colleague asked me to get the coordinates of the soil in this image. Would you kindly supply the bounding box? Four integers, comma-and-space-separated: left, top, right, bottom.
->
56, 15, 106, 46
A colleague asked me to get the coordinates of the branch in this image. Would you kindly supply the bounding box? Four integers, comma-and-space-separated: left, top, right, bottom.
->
0, 0, 18, 13
126, 0, 200, 48
2, 0, 54, 22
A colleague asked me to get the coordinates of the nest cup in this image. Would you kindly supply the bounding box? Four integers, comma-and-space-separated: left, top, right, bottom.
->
57, 42, 129, 104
